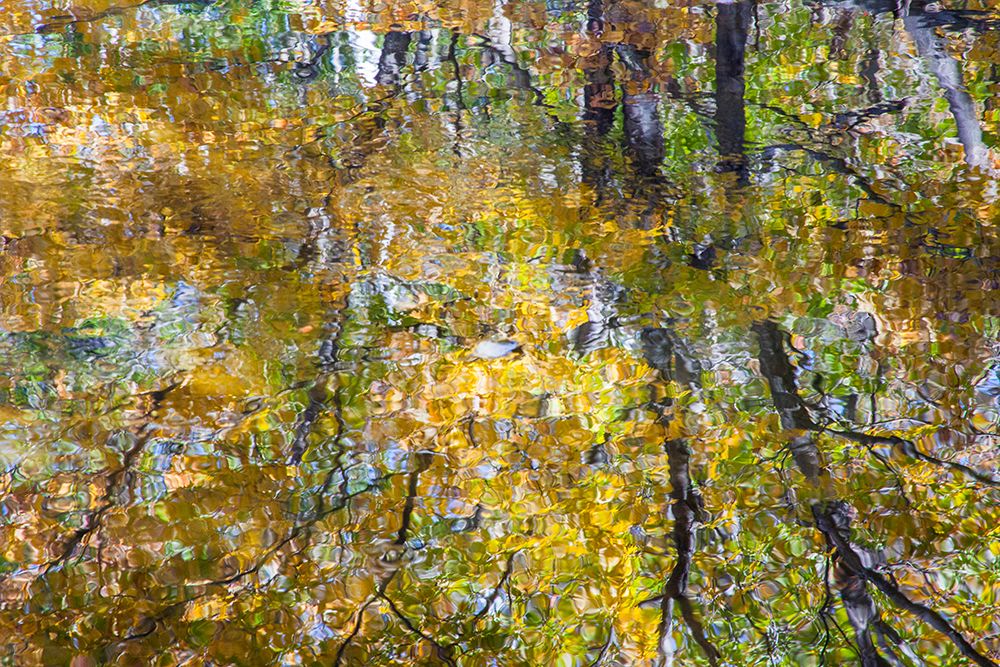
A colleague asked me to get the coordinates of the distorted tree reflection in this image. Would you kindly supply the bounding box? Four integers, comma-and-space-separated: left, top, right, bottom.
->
0, 0, 997, 664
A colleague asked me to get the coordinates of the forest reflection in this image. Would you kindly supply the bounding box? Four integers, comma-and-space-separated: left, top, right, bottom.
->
0, 0, 998, 664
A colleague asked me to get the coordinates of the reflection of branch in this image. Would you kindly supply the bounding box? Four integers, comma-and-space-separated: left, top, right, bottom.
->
47, 427, 150, 570
588, 627, 615, 666
332, 595, 379, 667
753, 319, 999, 486
332, 567, 401, 666
814, 503, 997, 667
379, 591, 458, 666
815, 555, 837, 665
109, 465, 397, 649
335, 460, 459, 665
756, 320, 997, 667
822, 426, 1000, 487
34, 383, 180, 576
470, 551, 517, 626
329, 449, 453, 661
760, 143, 905, 219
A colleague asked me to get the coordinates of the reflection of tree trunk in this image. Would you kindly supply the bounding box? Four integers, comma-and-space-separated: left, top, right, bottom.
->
294, 34, 332, 81
904, 15, 988, 167
861, 48, 883, 105
581, 0, 616, 194
333, 32, 414, 178
753, 321, 903, 665
616, 44, 671, 228
413, 30, 433, 72
752, 320, 1000, 484
482, 0, 541, 99
578, 0, 671, 223
618, 44, 664, 179
446, 30, 466, 155
829, 11, 854, 60
395, 452, 432, 545
583, 49, 615, 136
623, 88, 665, 178
658, 437, 720, 667
581, 47, 616, 193
641, 328, 719, 667
751, 321, 814, 431
715, 0, 751, 180
376, 30, 412, 87
641, 328, 702, 390
988, 64, 1000, 113
754, 320, 997, 667
34, 0, 211, 33
814, 499, 996, 667
288, 334, 345, 464
814, 502, 902, 667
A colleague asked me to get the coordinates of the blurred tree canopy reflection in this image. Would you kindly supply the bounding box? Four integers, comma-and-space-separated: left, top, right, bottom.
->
0, 0, 998, 664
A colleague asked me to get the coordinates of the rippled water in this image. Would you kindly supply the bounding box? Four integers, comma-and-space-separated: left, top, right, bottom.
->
0, 0, 999, 664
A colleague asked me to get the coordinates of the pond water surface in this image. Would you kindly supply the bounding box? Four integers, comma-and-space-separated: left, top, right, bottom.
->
0, 0, 999, 664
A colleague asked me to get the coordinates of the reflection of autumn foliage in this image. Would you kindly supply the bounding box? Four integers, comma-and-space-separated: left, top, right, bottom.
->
0, 0, 998, 664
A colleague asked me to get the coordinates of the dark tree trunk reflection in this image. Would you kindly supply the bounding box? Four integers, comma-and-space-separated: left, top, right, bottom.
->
753, 320, 997, 667
581, 0, 617, 196
715, 0, 752, 182
376, 30, 413, 87
618, 45, 665, 180
641, 328, 720, 666
578, 0, 671, 228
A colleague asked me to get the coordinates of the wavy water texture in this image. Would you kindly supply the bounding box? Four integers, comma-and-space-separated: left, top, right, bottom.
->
0, 0, 999, 664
